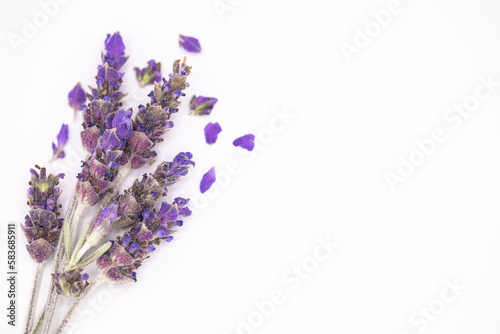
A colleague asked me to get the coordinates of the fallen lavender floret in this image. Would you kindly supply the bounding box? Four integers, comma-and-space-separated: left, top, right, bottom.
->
134, 60, 162, 86
200, 166, 216, 193
68, 83, 86, 117
233, 134, 255, 151
204, 122, 222, 144
52, 269, 89, 298
189, 95, 218, 115
179, 34, 201, 53
50, 124, 69, 163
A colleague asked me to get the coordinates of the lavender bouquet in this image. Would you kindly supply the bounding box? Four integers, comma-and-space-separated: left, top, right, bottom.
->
21, 32, 199, 334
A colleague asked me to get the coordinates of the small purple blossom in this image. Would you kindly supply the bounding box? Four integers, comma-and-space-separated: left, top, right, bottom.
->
134, 60, 162, 86
86, 202, 119, 247
204, 122, 222, 145
233, 134, 255, 151
50, 124, 69, 163
179, 34, 201, 53
52, 269, 90, 298
200, 166, 216, 193
68, 83, 86, 114
103, 32, 128, 68
189, 95, 218, 116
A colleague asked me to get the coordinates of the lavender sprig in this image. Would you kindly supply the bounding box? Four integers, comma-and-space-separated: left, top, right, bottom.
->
21, 166, 64, 333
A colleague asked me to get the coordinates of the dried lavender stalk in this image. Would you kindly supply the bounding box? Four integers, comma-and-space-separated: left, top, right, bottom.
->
21, 166, 64, 333
24, 263, 44, 334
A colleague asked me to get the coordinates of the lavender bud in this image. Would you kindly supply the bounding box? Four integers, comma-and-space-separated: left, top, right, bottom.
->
52, 269, 90, 298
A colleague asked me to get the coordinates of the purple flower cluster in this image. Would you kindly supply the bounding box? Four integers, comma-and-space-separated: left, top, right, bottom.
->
21, 166, 65, 263
115, 152, 194, 228
52, 269, 89, 298
97, 197, 191, 284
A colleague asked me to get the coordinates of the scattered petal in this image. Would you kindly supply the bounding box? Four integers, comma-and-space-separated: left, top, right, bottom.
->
134, 60, 162, 86
233, 134, 255, 151
204, 122, 222, 144
200, 166, 216, 193
179, 34, 201, 53
190, 95, 218, 115
50, 124, 69, 163
68, 83, 86, 113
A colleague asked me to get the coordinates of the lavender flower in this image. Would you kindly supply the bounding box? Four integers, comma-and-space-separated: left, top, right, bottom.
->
189, 95, 218, 115
50, 124, 69, 163
52, 269, 89, 298
134, 60, 162, 86
102, 32, 128, 70
179, 34, 201, 53
115, 152, 195, 228
21, 166, 64, 263
233, 134, 255, 151
86, 202, 119, 247
129, 58, 191, 169
200, 166, 216, 193
97, 198, 191, 284
82, 32, 129, 152
204, 122, 222, 144
68, 83, 86, 114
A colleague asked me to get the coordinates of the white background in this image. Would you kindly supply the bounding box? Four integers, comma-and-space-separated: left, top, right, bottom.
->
1, 0, 500, 333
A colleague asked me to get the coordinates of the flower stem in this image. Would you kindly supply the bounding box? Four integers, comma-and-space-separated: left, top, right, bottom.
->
41, 195, 84, 334
24, 262, 44, 334
55, 274, 104, 334
31, 310, 44, 334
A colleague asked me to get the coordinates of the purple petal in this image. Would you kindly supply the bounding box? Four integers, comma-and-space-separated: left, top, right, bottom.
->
57, 124, 69, 146
68, 83, 86, 111
200, 166, 216, 193
204, 122, 222, 145
233, 134, 255, 151
179, 34, 201, 53
104, 32, 125, 58
190, 95, 218, 116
